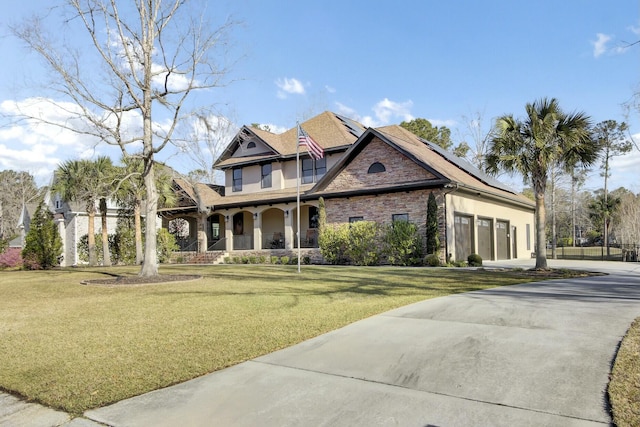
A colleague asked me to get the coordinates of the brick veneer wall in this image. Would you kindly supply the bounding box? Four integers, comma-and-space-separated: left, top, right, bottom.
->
325, 189, 447, 260
323, 136, 436, 192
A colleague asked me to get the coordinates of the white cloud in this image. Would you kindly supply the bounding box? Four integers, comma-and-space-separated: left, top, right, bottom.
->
325, 85, 336, 94
336, 98, 415, 127
254, 123, 288, 134
373, 98, 414, 124
592, 33, 612, 58
428, 118, 458, 127
275, 77, 305, 99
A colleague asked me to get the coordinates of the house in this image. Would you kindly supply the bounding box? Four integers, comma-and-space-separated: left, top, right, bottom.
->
47, 193, 122, 266
162, 111, 535, 263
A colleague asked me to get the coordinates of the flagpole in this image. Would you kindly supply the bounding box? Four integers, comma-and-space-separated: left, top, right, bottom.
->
296, 123, 301, 273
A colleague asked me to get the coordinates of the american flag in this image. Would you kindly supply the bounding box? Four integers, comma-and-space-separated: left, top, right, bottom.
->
297, 124, 324, 160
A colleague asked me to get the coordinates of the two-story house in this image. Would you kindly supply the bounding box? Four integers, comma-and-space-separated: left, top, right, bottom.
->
161, 111, 536, 262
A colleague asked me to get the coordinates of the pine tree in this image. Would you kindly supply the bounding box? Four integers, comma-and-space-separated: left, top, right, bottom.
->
426, 192, 440, 254
22, 202, 63, 270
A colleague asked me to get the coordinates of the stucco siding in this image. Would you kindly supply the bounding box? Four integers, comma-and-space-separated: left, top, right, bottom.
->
446, 192, 534, 261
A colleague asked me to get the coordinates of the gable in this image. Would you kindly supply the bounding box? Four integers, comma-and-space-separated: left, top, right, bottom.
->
322, 136, 438, 193
231, 138, 273, 158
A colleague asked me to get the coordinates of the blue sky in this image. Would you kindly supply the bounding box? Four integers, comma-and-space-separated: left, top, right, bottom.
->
0, 0, 638, 192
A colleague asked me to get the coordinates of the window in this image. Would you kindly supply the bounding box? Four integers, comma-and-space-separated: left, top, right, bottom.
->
302, 158, 314, 184
526, 223, 531, 251
349, 216, 364, 223
368, 162, 386, 173
246, 141, 256, 149
232, 168, 242, 192
315, 157, 326, 179
301, 157, 326, 184
392, 213, 409, 222
261, 163, 272, 188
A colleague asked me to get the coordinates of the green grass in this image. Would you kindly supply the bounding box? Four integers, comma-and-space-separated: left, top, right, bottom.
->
0, 265, 569, 415
609, 317, 640, 427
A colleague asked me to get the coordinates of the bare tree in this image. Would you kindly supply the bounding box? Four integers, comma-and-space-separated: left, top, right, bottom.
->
456, 110, 495, 171
0, 170, 41, 241
9, 0, 236, 276
176, 113, 238, 185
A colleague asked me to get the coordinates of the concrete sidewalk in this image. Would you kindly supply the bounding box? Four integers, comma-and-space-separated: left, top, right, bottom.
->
3, 260, 639, 426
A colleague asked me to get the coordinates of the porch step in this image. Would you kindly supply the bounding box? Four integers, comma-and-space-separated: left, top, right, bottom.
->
188, 251, 226, 264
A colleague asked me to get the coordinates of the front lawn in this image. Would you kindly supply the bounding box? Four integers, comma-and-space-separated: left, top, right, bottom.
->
0, 265, 573, 415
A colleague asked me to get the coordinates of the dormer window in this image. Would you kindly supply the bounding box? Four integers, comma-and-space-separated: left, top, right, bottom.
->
368, 162, 386, 173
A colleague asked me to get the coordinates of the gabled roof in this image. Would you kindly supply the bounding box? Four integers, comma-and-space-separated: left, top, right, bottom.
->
213, 111, 365, 169
160, 178, 224, 215
312, 125, 534, 208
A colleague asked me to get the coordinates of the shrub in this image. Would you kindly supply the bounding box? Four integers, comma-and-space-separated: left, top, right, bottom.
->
258, 255, 267, 264
112, 227, 137, 265
0, 248, 23, 269
156, 229, 178, 263
280, 256, 290, 265
241, 256, 249, 264
22, 202, 63, 270
290, 256, 298, 265
319, 223, 350, 265
424, 253, 440, 267
248, 256, 257, 264
426, 192, 440, 254
303, 256, 311, 265
345, 221, 381, 266
224, 256, 231, 264
451, 260, 467, 267
383, 221, 424, 266
467, 253, 483, 267
270, 256, 279, 264
232, 256, 241, 264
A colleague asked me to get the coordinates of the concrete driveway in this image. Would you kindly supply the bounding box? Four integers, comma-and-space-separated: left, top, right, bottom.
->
80, 260, 640, 427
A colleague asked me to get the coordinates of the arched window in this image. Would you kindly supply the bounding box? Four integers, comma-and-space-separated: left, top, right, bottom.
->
246, 141, 256, 149
367, 162, 386, 174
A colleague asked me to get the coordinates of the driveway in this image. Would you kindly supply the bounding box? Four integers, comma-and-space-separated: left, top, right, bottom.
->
79, 260, 640, 426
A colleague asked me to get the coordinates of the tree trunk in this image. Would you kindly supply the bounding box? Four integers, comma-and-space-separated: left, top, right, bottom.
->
550, 170, 557, 260
134, 201, 143, 265
87, 205, 97, 266
535, 192, 548, 269
101, 199, 111, 267
140, 160, 158, 276
138, 15, 158, 278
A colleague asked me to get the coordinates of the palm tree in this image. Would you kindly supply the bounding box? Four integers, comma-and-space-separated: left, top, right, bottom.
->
95, 157, 116, 267
54, 157, 115, 266
588, 191, 622, 252
486, 98, 599, 269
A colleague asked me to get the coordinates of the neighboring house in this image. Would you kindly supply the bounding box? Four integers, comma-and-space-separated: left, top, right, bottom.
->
49, 192, 121, 267
9, 204, 33, 249
162, 111, 536, 262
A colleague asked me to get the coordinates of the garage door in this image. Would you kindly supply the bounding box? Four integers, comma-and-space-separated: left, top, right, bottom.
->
454, 214, 473, 261
477, 218, 493, 261
496, 220, 510, 260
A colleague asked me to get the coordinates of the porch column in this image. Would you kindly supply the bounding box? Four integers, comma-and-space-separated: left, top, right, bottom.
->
197, 212, 208, 253
284, 209, 294, 250
225, 215, 233, 252
253, 213, 262, 250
